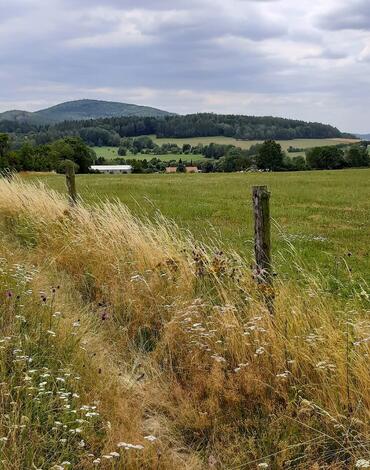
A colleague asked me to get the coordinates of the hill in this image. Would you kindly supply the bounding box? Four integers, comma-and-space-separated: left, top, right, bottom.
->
356, 133, 370, 140
0, 110, 47, 125
48, 113, 351, 143
0, 99, 172, 124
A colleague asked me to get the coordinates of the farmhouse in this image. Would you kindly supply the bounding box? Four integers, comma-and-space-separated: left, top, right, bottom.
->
165, 167, 177, 173
165, 166, 199, 173
90, 165, 133, 174
185, 166, 199, 173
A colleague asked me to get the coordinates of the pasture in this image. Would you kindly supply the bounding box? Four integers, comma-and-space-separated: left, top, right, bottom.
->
25, 169, 370, 280
3, 169, 369, 468
93, 137, 359, 162
150, 135, 359, 152
92, 146, 204, 163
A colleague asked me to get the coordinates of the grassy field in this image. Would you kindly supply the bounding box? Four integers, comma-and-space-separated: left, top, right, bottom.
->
0, 176, 369, 468
93, 137, 359, 162
24, 169, 370, 280
150, 135, 359, 152
93, 147, 204, 163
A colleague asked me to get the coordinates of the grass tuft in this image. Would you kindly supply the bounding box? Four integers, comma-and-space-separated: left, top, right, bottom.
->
0, 176, 369, 469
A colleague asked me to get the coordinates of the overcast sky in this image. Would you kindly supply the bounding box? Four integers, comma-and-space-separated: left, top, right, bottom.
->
1, 0, 370, 132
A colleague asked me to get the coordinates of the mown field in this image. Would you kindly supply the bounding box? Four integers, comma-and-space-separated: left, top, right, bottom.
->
93, 147, 204, 163
150, 135, 359, 152
93, 137, 359, 162
25, 169, 370, 280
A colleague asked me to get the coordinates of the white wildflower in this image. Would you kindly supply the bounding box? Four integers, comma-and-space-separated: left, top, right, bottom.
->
356, 460, 370, 468
276, 371, 290, 379
144, 435, 157, 442
117, 442, 144, 450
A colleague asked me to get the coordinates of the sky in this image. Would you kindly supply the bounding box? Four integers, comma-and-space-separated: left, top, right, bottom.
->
0, 0, 370, 132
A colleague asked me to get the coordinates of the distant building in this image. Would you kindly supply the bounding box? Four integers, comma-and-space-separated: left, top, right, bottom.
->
165, 167, 177, 173
185, 166, 199, 173
165, 166, 199, 174
90, 165, 132, 174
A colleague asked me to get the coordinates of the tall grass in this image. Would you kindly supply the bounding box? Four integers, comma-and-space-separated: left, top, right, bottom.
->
0, 177, 369, 469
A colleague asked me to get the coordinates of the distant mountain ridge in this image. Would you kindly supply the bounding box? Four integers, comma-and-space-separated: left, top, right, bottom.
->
355, 133, 370, 140
0, 99, 173, 124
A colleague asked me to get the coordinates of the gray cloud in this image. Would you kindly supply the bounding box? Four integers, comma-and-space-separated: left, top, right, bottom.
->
1, 0, 370, 131
318, 0, 370, 31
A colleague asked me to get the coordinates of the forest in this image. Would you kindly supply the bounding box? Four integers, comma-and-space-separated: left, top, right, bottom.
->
0, 113, 353, 149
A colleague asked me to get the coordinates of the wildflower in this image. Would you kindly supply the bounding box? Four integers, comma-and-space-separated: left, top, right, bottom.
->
356, 460, 370, 468
101, 311, 109, 321
0, 437, 8, 442
258, 464, 269, 468
61, 462, 71, 467
276, 371, 290, 379
103, 455, 113, 459
110, 452, 120, 457
210, 354, 226, 363
93, 458, 101, 465
315, 361, 336, 371
255, 347, 265, 355
117, 442, 144, 450
144, 435, 157, 442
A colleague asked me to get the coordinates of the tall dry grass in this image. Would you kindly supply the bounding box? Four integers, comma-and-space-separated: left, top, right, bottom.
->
0, 176, 369, 469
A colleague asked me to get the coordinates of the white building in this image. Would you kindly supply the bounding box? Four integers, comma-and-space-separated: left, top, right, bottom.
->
90, 165, 133, 174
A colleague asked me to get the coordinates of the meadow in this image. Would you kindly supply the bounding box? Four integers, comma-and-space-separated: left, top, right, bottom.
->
93, 136, 359, 162
25, 169, 370, 280
93, 147, 204, 163
0, 174, 369, 469
150, 135, 359, 152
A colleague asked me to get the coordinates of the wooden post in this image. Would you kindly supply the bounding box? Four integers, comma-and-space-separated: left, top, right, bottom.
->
65, 161, 77, 205
252, 185, 274, 314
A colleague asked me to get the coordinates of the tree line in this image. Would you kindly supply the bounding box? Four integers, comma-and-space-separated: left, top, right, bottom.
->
109, 137, 370, 173
0, 134, 94, 173
1, 132, 368, 174
0, 113, 353, 149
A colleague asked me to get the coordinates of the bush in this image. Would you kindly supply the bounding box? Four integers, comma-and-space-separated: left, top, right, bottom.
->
306, 146, 345, 170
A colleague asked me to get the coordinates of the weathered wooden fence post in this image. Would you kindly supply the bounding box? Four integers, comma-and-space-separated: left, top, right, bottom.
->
65, 160, 77, 205
252, 185, 274, 314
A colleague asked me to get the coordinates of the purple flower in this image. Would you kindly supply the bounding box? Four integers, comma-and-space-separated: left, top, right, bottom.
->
101, 311, 109, 321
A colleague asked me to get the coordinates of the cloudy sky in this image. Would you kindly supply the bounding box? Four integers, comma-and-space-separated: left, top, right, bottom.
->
1, 0, 370, 132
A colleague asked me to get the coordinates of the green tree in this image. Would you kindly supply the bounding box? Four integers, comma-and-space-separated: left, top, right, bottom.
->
306, 146, 345, 170
256, 140, 284, 171
50, 137, 94, 173
345, 145, 370, 167
177, 159, 186, 173
0, 133, 10, 168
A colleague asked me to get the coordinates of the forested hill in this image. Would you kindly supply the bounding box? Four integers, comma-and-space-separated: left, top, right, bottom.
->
0, 99, 172, 126
0, 112, 352, 146
50, 113, 349, 142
